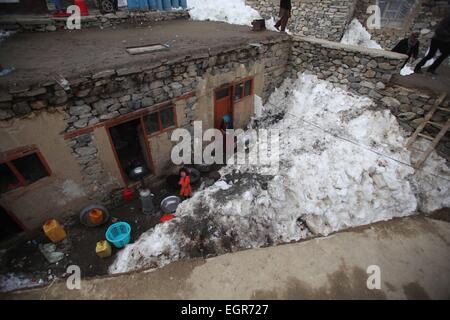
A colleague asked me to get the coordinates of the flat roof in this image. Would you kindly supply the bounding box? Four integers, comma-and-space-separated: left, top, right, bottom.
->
0, 20, 285, 91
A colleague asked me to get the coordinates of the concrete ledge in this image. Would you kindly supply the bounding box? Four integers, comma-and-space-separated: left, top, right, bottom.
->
293, 36, 408, 60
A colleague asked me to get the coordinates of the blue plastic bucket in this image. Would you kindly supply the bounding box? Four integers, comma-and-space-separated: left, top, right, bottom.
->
155, 0, 163, 10
106, 222, 131, 248
179, 0, 187, 9
171, 0, 179, 8
148, 0, 156, 10
162, 0, 172, 10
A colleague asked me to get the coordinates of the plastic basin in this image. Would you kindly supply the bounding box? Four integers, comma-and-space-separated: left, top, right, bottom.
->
106, 222, 131, 248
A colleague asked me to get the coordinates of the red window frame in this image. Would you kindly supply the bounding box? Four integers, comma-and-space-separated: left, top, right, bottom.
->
233, 79, 254, 102
0, 146, 52, 195
144, 106, 178, 137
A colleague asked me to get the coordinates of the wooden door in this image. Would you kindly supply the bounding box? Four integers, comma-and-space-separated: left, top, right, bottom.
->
214, 86, 232, 130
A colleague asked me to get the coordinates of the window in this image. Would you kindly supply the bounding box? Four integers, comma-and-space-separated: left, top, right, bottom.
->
143, 106, 176, 135
379, 0, 418, 28
0, 149, 51, 195
160, 108, 175, 129
234, 79, 253, 102
216, 88, 229, 100
144, 113, 160, 134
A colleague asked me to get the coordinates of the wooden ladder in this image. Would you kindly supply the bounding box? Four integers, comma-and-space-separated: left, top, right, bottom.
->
406, 92, 449, 169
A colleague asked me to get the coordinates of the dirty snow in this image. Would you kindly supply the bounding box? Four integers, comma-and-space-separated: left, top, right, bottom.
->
0, 273, 45, 293
341, 19, 383, 49
110, 73, 450, 274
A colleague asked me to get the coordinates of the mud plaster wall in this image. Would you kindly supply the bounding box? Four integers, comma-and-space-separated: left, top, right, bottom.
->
0, 111, 89, 229
354, 0, 450, 55
247, 0, 357, 41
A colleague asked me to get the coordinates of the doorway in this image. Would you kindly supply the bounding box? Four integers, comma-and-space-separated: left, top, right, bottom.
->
214, 86, 232, 130
0, 206, 23, 242
108, 119, 153, 183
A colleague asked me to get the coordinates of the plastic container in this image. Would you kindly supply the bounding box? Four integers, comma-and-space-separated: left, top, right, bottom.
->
88, 209, 103, 225
96, 240, 112, 258
171, 0, 179, 8
155, 0, 163, 10
179, 0, 187, 9
122, 188, 134, 202
147, 0, 156, 9
162, 0, 171, 10
43, 219, 67, 243
106, 222, 131, 248
74, 0, 89, 16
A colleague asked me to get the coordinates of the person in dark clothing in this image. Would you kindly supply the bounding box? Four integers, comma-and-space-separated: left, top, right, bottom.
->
392, 33, 420, 68
414, 15, 450, 74
274, 0, 292, 32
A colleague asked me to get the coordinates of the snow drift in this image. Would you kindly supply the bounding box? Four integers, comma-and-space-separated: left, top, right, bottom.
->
341, 19, 383, 49
187, 0, 261, 26
109, 73, 450, 274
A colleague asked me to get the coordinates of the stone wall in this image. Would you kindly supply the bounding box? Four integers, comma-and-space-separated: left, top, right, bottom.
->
354, 0, 450, 54
290, 37, 406, 102
247, 0, 357, 41
0, 10, 189, 33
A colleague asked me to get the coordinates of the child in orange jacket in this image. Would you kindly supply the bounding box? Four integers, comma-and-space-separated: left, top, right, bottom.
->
179, 168, 192, 199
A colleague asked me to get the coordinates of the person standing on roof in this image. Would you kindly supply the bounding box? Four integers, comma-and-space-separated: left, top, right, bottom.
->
274, 0, 292, 32
392, 32, 420, 68
414, 15, 450, 75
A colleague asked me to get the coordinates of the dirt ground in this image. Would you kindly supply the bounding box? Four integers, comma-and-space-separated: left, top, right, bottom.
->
0, 20, 284, 90
0, 166, 221, 291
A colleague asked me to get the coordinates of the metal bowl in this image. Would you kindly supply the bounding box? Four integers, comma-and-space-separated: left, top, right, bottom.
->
160, 196, 182, 214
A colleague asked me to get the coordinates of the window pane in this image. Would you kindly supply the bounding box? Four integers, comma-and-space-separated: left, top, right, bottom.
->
216, 88, 229, 100
160, 108, 175, 129
0, 163, 21, 194
144, 113, 160, 134
12, 153, 49, 184
244, 80, 252, 96
234, 84, 243, 102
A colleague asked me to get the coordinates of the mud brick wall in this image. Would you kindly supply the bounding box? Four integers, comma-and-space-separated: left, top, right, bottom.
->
354, 0, 450, 54
247, 0, 357, 41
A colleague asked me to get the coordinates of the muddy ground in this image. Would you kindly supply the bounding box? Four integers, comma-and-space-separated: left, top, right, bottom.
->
0, 20, 285, 90
0, 166, 221, 290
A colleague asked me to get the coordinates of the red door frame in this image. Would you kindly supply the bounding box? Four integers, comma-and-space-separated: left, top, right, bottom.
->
105, 117, 155, 187
214, 77, 254, 129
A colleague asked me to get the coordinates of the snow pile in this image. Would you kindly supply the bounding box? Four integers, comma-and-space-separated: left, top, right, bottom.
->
341, 19, 383, 49
109, 73, 450, 274
187, 0, 261, 26
400, 65, 415, 76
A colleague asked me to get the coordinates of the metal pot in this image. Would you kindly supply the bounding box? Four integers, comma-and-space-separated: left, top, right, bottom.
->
160, 196, 181, 214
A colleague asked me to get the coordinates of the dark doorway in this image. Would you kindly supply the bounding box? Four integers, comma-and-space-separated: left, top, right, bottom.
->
0, 206, 22, 242
108, 119, 153, 183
